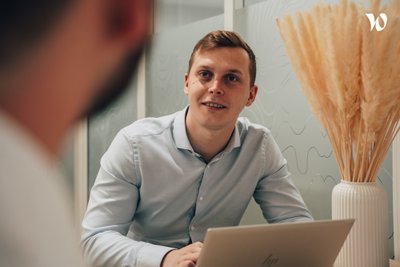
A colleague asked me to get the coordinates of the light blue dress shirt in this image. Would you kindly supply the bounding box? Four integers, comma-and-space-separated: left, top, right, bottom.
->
81, 107, 313, 267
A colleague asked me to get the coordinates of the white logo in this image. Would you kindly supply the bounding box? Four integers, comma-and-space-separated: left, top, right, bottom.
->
365, 13, 388, 31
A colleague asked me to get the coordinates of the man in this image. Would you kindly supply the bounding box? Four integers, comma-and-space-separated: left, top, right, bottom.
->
82, 30, 313, 267
0, 1, 152, 267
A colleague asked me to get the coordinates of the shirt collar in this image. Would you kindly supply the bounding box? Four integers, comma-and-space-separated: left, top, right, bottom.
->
173, 106, 194, 151
224, 123, 241, 153
172, 106, 241, 153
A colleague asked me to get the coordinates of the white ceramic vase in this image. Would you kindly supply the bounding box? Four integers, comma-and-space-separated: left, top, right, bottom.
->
332, 180, 388, 267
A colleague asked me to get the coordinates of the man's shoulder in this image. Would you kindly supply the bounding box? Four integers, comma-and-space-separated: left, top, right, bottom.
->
237, 117, 272, 137
121, 112, 178, 137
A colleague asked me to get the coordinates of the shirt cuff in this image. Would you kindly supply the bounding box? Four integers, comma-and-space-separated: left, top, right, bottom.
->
136, 243, 174, 267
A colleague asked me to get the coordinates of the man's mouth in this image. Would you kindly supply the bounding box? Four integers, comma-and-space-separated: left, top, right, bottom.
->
202, 102, 227, 109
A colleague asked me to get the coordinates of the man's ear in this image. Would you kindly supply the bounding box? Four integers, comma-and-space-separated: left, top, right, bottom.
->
184, 73, 189, 95
105, 0, 152, 49
246, 85, 258, 106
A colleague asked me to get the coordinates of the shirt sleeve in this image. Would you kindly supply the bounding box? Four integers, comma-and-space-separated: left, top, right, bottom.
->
253, 132, 314, 223
81, 129, 174, 267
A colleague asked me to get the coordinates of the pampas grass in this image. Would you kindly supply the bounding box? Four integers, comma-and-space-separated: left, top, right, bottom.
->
277, 0, 400, 182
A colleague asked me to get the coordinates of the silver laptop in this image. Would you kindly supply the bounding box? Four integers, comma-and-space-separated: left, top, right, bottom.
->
196, 219, 354, 267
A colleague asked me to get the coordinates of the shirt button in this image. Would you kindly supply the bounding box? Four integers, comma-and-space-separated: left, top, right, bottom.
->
191, 226, 195, 231
199, 197, 204, 201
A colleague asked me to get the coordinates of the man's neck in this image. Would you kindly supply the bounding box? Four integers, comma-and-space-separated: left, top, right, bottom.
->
0, 92, 71, 160
185, 120, 234, 163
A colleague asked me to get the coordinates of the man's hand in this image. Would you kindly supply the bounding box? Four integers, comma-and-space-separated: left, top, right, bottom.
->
161, 242, 203, 267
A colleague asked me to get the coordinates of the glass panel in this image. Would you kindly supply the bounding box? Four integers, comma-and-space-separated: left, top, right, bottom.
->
244, 0, 268, 7
155, 0, 224, 32
146, 15, 224, 117
60, 136, 75, 193
88, 76, 138, 192
235, 0, 393, 255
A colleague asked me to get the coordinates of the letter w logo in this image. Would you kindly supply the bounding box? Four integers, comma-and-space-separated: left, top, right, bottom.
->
365, 13, 388, 32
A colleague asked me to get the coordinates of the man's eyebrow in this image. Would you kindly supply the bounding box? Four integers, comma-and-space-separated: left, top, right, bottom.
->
226, 69, 244, 75
197, 66, 243, 72
196, 65, 212, 70
194, 66, 244, 76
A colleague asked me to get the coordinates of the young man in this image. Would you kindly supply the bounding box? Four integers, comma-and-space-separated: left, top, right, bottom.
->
82, 30, 313, 267
0, 1, 152, 267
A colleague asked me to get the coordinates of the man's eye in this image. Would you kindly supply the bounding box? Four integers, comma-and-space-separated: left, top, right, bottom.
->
199, 71, 211, 79
226, 74, 238, 82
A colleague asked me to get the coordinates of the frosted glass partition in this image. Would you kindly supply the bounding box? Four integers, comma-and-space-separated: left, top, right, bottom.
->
155, 0, 223, 32
88, 76, 138, 192
244, 0, 267, 6
146, 15, 224, 117
60, 136, 75, 193
234, 0, 393, 255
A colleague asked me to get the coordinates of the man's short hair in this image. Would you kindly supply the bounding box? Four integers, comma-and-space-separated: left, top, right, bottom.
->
0, 1, 73, 70
187, 30, 257, 86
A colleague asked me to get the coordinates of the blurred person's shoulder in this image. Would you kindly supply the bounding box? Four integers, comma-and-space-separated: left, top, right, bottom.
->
0, 112, 85, 267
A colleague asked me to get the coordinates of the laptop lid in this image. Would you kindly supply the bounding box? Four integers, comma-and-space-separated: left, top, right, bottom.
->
196, 219, 354, 267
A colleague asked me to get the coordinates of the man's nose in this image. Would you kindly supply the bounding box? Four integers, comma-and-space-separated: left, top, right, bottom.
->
208, 79, 224, 96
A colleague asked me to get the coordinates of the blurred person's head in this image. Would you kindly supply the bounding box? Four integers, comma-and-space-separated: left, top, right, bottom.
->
0, 0, 152, 156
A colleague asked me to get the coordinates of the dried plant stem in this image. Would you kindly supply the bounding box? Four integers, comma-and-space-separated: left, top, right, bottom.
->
277, 0, 400, 183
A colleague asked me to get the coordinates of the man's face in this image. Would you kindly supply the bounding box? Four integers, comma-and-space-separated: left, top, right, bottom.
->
184, 47, 257, 132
